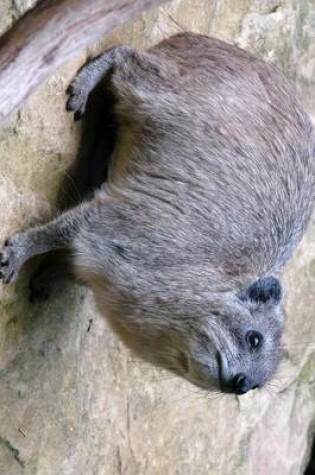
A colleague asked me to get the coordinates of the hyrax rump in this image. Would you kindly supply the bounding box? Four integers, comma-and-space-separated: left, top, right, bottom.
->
1, 33, 314, 395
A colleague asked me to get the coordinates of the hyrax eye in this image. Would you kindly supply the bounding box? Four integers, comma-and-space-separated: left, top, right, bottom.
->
246, 331, 263, 350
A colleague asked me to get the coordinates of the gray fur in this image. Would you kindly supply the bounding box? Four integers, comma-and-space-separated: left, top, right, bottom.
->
1, 33, 315, 393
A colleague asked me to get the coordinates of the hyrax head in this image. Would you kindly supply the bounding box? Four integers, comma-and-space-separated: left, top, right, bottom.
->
187, 276, 283, 395
130, 276, 283, 395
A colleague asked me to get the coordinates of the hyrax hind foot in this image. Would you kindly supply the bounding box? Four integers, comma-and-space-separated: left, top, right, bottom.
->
66, 76, 89, 121
0, 234, 29, 284
65, 52, 114, 120
66, 45, 132, 121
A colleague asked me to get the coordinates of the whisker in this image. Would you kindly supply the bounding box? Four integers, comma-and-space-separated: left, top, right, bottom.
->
161, 8, 186, 33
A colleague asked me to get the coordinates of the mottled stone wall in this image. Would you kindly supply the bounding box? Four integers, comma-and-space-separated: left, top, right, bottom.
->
0, 1, 314, 474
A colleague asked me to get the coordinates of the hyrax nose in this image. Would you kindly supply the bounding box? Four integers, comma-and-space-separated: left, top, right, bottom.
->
232, 373, 252, 395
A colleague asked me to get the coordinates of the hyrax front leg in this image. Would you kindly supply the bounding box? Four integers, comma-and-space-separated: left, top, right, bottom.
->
0, 204, 90, 284
66, 45, 132, 120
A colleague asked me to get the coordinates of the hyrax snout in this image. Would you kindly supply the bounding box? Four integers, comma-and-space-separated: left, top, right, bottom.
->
1, 33, 314, 394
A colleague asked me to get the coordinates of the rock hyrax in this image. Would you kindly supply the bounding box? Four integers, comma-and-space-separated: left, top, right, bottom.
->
1, 33, 314, 395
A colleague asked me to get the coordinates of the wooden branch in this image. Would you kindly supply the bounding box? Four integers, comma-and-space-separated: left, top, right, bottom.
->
0, 0, 168, 122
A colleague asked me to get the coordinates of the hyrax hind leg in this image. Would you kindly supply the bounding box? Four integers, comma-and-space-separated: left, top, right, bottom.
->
66, 44, 175, 121
66, 45, 135, 120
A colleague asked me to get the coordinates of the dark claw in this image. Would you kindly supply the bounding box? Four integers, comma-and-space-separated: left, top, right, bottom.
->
2, 271, 13, 284
66, 84, 73, 95
65, 98, 74, 112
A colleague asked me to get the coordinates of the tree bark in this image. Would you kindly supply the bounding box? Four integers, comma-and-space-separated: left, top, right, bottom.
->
0, 0, 168, 122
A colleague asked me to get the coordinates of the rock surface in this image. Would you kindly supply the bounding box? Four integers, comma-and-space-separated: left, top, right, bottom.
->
0, 1, 314, 474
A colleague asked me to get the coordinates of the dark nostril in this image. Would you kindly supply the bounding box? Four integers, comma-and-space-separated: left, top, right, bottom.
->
232, 373, 249, 395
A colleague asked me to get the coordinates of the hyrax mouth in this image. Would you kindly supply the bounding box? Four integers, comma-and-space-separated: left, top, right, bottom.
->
215, 350, 259, 395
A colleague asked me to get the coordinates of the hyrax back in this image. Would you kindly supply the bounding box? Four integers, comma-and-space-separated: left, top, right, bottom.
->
107, 33, 315, 277
1, 33, 315, 394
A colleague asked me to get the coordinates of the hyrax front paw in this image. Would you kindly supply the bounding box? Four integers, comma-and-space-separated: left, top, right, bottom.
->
0, 234, 28, 284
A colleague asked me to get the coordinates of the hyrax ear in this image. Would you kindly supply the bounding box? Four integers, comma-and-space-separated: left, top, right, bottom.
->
241, 276, 282, 306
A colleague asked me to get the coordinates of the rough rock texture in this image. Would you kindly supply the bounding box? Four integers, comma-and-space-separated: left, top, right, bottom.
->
0, 1, 314, 474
